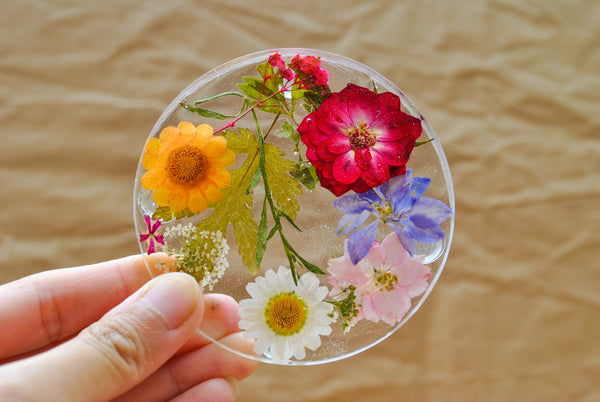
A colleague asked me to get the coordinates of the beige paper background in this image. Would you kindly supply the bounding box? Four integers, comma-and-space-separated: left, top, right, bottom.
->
1, 1, 599, 401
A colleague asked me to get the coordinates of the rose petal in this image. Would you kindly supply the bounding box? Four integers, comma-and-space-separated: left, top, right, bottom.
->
344, 84, 379, 125
326, 134, 352, 154
350, 178, 373, 194
376, 91, 401, 114
360, 153, 390, 187
317, 141, 338, 162
305, 146, 323, 169
320, 161, 334, 179
332, 152, 361, 184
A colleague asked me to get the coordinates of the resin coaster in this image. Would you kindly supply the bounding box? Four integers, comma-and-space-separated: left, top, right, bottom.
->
134, 48, 454, 365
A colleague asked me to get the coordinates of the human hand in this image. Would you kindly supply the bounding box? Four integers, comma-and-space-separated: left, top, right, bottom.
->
0, 254, 259, 401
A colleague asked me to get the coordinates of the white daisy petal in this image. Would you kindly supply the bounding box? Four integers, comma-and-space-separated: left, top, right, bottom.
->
291, 340, 306, 360
304, 333, 322, 351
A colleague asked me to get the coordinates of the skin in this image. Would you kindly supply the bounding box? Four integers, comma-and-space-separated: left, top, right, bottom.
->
0, 254, 259, 402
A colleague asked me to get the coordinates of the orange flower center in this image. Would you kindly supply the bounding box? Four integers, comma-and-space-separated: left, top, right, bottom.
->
167, 145, 207, 185
348, 123, 377, 150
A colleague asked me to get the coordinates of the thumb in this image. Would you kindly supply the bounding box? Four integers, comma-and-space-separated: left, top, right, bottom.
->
3, 272, 204, 402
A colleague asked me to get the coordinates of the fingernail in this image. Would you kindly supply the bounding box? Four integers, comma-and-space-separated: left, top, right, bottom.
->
224, 376, 239, 396
143, 273, 199, 329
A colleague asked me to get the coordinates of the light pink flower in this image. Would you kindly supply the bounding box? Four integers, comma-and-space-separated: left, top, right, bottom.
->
327, 232, 431, 326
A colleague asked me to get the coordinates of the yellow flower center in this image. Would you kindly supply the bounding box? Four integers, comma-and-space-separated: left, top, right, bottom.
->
264, 292, 308, 336
167, 145, 207, 185
348, 122, 377, 150
373, 268, 398, 292
374, 200, 394, 222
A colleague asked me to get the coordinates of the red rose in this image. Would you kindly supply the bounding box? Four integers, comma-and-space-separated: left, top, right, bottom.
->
298, 84, 422, 196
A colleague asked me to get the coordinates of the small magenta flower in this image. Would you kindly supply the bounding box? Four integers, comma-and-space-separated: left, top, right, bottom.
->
139, 215, 164, 254
333, 169, 452, 264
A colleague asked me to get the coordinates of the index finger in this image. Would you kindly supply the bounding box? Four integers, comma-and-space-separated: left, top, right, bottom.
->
0, 253, 168, 360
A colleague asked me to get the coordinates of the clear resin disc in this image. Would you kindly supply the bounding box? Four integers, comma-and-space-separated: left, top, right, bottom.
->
134, 48, 454, 365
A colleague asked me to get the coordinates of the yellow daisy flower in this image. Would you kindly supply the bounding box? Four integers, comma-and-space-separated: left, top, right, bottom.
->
141, 121, 235, 213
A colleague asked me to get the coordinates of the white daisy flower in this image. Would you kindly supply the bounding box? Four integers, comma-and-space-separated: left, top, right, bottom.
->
238, 266, 334, 363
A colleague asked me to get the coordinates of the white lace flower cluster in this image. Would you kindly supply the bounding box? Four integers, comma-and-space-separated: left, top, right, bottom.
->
163, 223, 229, 290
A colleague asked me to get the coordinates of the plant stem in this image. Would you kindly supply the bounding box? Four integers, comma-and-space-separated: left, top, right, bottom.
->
213, 83, 292, 135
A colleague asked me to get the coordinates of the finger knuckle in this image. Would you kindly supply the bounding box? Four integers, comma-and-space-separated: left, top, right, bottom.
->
83, 316, 149, 380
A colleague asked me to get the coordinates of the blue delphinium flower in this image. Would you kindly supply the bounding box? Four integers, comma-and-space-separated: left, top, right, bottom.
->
333, 169, 453, 264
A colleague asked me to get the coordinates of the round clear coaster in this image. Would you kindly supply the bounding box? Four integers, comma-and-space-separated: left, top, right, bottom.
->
134, 48, 454, 365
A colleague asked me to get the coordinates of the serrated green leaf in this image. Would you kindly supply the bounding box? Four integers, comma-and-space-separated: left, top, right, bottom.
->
256, 61, 283, 95
239, 77, 278, 99
222, 128, 257, 154
264, 143, 302, 220
237, 76, 282, 114
196, 128, 261, 274
179, 102, 231, 119
278, 120, 300, 144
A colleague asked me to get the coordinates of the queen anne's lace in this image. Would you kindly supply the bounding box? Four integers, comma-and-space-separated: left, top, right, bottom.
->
163, 223, 229, 290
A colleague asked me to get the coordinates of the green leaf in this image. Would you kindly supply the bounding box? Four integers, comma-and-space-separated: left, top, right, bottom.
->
297, 254, 326, 275
196, 128, 261, 274
290, 87, 306, 114
278, 120, 300, 144
152, 206, 195, 221
223, 127, 258, 154
256, 61, 283, 95
264, 143, 302, 220
266, 223, 280, 241
245, 166, 262, 195
256, 198, 268, 266
179, 102, 231, 120
236, 77, 281, 114
290, 162, 318, 189
279, 210, 302, 232
303, 91, 326, 112
415, 138, 434, 147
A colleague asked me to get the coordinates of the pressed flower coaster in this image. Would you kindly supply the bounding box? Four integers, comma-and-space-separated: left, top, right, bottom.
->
134, 48, 455, 365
